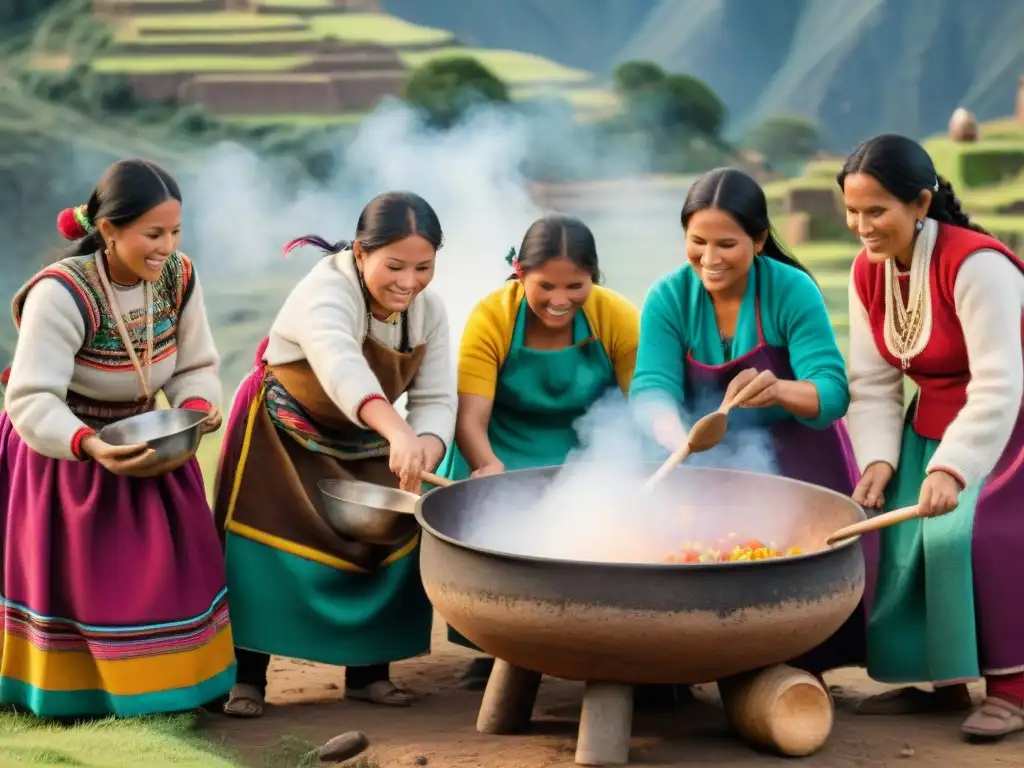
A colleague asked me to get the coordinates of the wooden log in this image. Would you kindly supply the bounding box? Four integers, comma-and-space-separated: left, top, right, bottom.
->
575, 682, 634, 766
476, 659, 542, 735
719, 664, 833, 757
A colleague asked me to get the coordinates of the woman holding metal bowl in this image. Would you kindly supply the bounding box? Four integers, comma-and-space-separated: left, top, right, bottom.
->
0, 158, 230, 718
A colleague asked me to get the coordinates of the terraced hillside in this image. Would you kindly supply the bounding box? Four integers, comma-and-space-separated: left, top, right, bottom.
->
35, 0, 618, 124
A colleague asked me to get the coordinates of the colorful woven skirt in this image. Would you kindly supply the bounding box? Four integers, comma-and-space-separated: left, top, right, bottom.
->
0, 412, 236, 718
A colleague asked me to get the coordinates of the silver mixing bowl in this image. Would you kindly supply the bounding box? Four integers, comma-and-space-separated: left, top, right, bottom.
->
98, 407, 208, 467
318, 478, 419, 546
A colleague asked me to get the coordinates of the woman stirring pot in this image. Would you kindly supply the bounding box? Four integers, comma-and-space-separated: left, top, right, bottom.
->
215, 192, 456, 717
630, 167, 865, 677
437, 214, 639, 690
0, 159, 230, 717
841, 134, 1024, 740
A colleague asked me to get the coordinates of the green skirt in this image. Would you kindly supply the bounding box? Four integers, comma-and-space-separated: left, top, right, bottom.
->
866, 422, 981, 683
225, 533, 433, 666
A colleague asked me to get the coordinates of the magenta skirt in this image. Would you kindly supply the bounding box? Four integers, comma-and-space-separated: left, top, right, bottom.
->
0, 412, 236, 718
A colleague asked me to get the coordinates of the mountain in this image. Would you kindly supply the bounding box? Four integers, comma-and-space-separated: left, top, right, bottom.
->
383, 0, 1024, 151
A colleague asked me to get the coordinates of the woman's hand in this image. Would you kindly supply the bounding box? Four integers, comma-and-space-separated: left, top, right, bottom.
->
200, 406, 222, 435
734, 369, 780, 408
80, 434, 157, 477
388, 430, 427, 493
417, 434, 447, 472
851, 461, 895, 509
471, 461, 505, 478
724, 368, 759, 405
918, 470, 963, 517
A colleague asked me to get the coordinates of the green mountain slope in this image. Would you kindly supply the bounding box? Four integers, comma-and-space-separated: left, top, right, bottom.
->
385, 0, 1024, 149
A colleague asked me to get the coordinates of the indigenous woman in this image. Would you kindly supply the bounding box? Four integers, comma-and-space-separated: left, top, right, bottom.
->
438, 214, 640, 690
215, 192, 456, 718
841, 134, 1024, 740
0, 159, 231, 717
630, 167, 864, 675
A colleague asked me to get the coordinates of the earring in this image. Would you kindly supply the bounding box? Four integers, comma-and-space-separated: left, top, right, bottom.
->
914, 220, 923, 233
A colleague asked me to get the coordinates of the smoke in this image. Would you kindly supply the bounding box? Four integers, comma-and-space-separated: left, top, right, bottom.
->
176, 101, 784, 559
455, 388, 784, 563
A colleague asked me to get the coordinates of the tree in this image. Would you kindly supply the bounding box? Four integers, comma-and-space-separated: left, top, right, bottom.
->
403, 57, 510, 129
611, 61, 726, 139
744, 115, 821, 165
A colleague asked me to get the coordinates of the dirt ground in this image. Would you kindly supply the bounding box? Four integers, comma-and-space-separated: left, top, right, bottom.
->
207, 616, 1024, 767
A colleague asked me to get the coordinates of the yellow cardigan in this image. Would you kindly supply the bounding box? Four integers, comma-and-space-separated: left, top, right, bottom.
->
457, 281, 640, 399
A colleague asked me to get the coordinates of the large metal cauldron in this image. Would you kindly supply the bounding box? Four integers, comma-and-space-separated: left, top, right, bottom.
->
416, 464, 866, 685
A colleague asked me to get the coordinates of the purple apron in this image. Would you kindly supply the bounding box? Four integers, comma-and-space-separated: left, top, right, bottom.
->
684, 297, 874, 673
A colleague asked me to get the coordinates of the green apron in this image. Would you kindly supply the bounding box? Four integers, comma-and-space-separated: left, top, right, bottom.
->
438, 300, 617, 648
866, 415, 980, 683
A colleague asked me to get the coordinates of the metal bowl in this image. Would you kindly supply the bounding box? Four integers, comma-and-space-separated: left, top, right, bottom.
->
317, 478, 420, 546
98, 407, 207, 467
416, 464, 867, 685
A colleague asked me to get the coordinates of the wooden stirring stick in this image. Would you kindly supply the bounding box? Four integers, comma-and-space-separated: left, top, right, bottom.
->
643, 370, 776, 491
421, 471, 454, 487
825, 505, 921, 546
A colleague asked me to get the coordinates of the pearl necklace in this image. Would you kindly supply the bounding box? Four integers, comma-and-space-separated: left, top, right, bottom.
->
883, 219, 935, 369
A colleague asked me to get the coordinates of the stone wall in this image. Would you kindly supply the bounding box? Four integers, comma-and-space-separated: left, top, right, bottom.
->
179, 70, 405, 113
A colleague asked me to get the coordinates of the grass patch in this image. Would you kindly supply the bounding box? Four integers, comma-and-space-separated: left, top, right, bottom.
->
309, 13, 455, 46
513, 85, 619, 111
92, 54, 311, 73
250, 0, 333, 6
126, 12, 306, 33
399, 47, 591, 86
0, 712, 240, 768
116, 30, 321, 46
218, 112, 367, 126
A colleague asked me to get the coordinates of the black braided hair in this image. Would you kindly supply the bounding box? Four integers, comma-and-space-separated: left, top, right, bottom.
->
931, 176, 991, 236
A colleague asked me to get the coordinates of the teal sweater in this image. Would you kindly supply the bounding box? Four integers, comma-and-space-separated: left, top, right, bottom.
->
630, 257, 849, 430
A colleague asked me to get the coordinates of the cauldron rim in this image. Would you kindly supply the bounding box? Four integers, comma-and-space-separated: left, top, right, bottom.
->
415, 464, 865, 571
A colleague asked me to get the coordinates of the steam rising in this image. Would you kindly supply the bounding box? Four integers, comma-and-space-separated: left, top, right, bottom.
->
178, 99, 786, 562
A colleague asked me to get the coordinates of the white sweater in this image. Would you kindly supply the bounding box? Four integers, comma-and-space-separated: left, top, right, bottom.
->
847, 238, 1024, 489
6, 275, 222, 461
263, 249, 456, 446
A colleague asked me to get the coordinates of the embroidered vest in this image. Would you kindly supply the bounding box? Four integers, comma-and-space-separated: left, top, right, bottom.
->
11, 251, 195, 374
852, 224, 1024, 439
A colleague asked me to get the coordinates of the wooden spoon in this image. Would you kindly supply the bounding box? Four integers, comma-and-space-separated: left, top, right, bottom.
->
825, 505, 920, 546
643, 370, 776, 491
421, 471, 455, 487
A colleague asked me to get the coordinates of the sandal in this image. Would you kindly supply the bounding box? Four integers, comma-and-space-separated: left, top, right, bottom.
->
856, 684, 973, 716
962, 696, 1024, 741
223, 683, 265, 718
346, 679, 416, 707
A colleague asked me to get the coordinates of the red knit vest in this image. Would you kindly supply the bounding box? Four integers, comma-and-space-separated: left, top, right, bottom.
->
852, 223, 1024, 440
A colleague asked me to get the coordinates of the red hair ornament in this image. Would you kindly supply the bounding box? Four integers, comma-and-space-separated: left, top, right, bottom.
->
56, 205, 94, 241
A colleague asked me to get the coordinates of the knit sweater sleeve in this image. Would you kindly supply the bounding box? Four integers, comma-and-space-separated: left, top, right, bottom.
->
4, 278, 91, 460
405, 291, 457, 447
589, 287, 640, 395
629, 272, 687, 420
926, 249, 1024, 487
161, 274, 223, 410
773, 266, 850, 428
845, 275, 905, 472
456, 286, 514, 399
